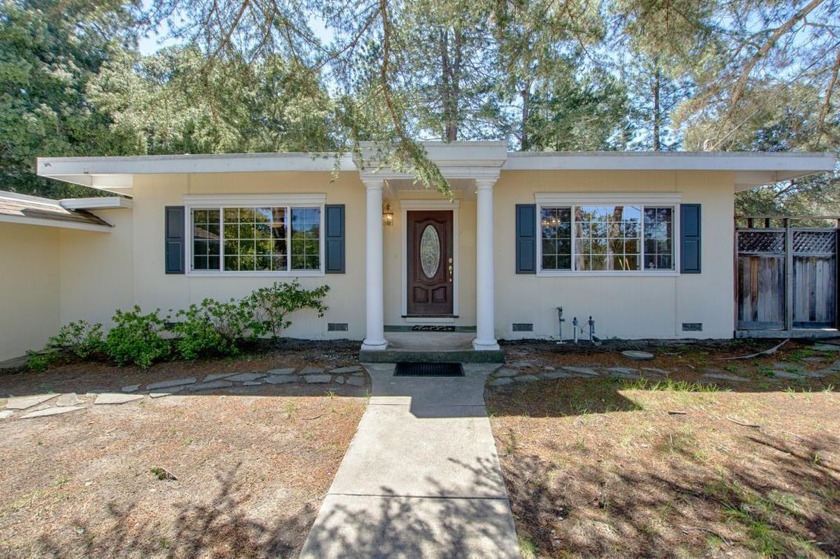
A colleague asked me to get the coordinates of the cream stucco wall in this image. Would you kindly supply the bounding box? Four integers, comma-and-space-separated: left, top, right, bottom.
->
494, 170, 735, 340
59, 209, 134, 327
130, 172, 367, 340
0, 223, 61, 361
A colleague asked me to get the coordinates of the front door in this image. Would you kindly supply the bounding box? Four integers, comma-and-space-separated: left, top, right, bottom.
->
407, 211, 454, 316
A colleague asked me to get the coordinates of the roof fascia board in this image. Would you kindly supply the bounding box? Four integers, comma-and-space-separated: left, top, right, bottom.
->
60, 197, 133, 210
38, 153, 355, 178
504, 152, 836, 173
0, 214, 112, 233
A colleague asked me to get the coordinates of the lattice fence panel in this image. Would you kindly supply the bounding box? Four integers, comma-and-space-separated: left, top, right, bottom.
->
737, 231, 785, 254
793, 231, 836, 256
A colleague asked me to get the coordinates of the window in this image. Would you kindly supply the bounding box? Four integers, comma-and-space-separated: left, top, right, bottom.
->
539, 204, 675, 273
190, 205, 321, 273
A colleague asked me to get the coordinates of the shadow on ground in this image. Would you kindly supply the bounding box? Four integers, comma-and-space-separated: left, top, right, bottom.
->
32, 463, 315, 558
301, 457, 518, 558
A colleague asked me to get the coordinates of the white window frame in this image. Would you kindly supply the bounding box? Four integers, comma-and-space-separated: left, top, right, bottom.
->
184, 194, 326, 277
534, 193, 682, 277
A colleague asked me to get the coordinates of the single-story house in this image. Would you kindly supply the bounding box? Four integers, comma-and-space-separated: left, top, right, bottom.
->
0, 142, 834, 362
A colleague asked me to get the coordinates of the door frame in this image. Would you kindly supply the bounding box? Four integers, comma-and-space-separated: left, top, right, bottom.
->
400, 200, 460, 318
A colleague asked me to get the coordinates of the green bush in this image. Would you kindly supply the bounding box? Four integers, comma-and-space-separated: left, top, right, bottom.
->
247, 280, 330, 339
106, 306, 171, 368
47, 320, 106, 359
172, 298, 251, 360
26, 350, 60, 372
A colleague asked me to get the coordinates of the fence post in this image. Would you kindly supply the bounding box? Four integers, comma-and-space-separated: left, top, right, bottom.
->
785, 218, 793, 333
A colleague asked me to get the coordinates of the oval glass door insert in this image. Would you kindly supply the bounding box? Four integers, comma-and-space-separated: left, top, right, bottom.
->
420, 225, 441, 278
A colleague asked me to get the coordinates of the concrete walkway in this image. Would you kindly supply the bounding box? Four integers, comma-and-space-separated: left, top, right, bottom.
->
300, 363, 521, 559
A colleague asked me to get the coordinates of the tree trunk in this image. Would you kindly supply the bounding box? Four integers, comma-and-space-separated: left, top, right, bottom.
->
652, 65, 661, 151
520, 80, 530, 150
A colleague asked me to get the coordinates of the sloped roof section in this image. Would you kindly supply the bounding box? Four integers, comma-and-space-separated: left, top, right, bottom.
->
0, 191, 112, 232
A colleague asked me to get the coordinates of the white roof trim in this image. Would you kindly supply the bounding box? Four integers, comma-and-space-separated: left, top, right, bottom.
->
60, 197, 133, 210
0, 214, 112, 233
37, 147, 835, 192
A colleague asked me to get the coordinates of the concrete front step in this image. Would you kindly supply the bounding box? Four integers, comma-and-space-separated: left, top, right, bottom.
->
359, 349, 505, 363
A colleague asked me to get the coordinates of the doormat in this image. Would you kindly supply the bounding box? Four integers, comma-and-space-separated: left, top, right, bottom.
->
394, 362, 464, 377
411, 325, 456, 332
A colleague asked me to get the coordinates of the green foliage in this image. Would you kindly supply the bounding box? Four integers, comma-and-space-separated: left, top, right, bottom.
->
247, 281, 330, 340
26, 350, 60, 372
171, 298, 251, 359
46, 320, 107, 360
106, 306, 171, 368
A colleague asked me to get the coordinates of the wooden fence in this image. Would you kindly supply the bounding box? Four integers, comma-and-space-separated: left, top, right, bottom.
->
736, 217, 838, 337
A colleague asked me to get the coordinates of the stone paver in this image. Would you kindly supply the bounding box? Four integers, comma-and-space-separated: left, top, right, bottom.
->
243, 381, 263, 386
265, 375, 298, 385
5, 394, 59, 410
225, 372, 266, 383
335, 377, 346, 384
814, 344, 840, 352
345, 377, 366, 387
189, 380, 234, 391
516, 374, 541, 383
562, 366, 599, 376
330, 366, 362, 374
202, 373, 232, 383
304, 374, 332, 384
622, 350, 654, 360
55, 393, 82, 407
642, 367, 671, 375
121, 384, 140, 393
150, 388, 183, 398
146, 377, 196, 391
300, 367, 325, 375
21, 406, 84, 419
94, 393, 144, 405
267, 367, 295, 375
494, 368, 518, 378
701, 372, 750, 382
0, 410, 13, 420
490, 377, 514, 386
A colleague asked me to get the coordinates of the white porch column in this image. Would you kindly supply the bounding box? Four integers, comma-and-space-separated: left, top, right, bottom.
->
473, 178, 500, 351
361, 180, 388, 350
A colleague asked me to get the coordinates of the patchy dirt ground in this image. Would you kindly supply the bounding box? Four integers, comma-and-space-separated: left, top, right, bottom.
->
488, 339, 840, 558
0, 342, 366, 559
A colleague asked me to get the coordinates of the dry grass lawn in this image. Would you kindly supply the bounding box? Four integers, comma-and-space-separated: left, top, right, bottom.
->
0, 346, 366, 559
488, 341, 840, 558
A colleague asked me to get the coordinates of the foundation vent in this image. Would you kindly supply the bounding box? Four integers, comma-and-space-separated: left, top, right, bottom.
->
512, 323, 534, 332
327, 323, 349, 332
682, 323, 703, 332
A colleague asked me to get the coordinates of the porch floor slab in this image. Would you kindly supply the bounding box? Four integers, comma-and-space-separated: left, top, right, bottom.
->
360, 332, 505, 363
300, 363, 520, 559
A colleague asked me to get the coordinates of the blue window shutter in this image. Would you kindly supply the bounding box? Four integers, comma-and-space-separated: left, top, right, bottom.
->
165, 206, 185, 274
516, 204, 536, 274
680, 204, 701, 274
325, 204, 345, 274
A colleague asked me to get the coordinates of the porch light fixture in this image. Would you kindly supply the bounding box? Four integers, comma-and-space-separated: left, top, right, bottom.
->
382, 202, 394, 226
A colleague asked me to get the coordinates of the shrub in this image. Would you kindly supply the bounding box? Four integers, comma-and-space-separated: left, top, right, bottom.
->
171, 298, 251, 360
106, 306, 170, 368
47, 320, 106, 360
26, 350, 60, 372
247, 280, 330, 340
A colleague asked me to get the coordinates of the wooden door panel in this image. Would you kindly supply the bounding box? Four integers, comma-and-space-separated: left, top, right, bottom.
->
407, 211, 453, 316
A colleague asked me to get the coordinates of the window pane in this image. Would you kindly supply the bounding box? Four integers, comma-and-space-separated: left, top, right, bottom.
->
540, 207, 571, 270
290, 207, 321, 270
192, 209, 220, 270
573, 205, 642, 271
644, 207, 674, 270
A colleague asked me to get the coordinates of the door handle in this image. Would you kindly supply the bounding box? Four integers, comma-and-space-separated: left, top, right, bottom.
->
448, 257, 453, 282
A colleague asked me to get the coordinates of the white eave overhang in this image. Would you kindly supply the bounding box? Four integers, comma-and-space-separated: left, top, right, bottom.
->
59, 196, 133, 210
506, 151, 837, 192
37, 148, 836, 193
38, 152, 355, 192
